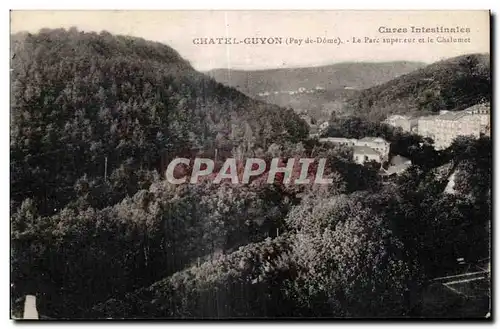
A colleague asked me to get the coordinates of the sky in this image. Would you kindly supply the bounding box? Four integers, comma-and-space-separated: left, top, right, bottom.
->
10, 10, 490, 71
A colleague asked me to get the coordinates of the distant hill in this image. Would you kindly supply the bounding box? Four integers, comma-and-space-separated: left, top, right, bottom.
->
343, 53, 491, 121
207, 61, 426, 95
252, 88, 361, 123
207, 62, 425, 122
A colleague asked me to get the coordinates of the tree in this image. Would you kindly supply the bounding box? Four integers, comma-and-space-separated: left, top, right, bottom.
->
286, 193, 422, 317
446, 136, 491, 201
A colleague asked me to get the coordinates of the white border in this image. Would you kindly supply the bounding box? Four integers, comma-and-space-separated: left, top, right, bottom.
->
4, 1, 500, 10
1, 1, 498, 329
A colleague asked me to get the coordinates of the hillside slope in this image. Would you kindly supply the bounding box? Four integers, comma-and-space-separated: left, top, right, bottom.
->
343, 53, 491, 121
10, 28, 309, 215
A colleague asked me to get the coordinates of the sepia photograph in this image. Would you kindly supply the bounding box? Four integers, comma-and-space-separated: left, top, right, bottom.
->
9, 10, 491, 320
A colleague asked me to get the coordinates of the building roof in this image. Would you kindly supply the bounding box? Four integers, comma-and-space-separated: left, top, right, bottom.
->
358, 136, 388, 144
464, 102, 490, 113
319, 137, 356, 144
386, 114, 411, 121
383, 162, 411, 176
438, 111, 470, 121
418, 110, 480, 122
418, 115, 437, 121
353, 146, 380, 156
390, 155, 411, 166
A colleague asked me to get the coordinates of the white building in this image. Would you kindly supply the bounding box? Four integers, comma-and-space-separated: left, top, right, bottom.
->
319, 136, 391, 165
356, 137, 390, 161
416, 115, 438, 142
465, 103, 490, 135
417, 104, 490, 149
353, 146, 383, 164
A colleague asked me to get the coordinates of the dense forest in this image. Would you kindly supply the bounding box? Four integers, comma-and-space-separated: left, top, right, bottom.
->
344, 54, 491, 121
89, 134, 490, 319
10, 28, 491, 319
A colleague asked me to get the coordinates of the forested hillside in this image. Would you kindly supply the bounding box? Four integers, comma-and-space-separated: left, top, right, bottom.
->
10, 28, 309, 216
344, 54, 491, 121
